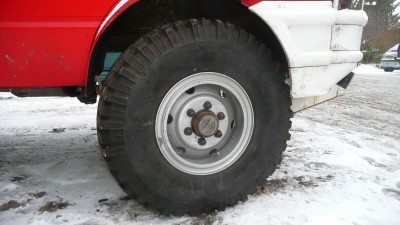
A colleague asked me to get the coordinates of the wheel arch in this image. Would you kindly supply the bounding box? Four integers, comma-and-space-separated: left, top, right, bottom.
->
83, 0, 288, 103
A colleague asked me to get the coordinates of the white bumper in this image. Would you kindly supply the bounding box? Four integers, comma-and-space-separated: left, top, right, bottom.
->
250, 1, 368, 98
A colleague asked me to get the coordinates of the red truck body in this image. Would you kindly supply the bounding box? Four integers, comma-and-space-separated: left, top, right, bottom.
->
0, 0, 127, 88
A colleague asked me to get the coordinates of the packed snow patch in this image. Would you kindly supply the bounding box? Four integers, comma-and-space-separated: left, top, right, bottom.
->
0, 65, 399, 225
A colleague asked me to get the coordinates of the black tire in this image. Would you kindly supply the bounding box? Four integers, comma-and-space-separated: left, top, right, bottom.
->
97, 19, 292, 215
384, 68, 394, 72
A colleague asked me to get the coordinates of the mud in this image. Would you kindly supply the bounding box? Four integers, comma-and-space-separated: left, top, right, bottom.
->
0, 200, 25, 212
39, 200, 71, 213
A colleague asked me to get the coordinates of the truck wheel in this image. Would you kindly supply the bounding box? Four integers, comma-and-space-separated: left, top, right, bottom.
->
97, 19, 292, 215
384, 68, 394, 72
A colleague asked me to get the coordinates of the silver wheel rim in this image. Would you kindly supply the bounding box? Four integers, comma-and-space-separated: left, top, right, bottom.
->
155, 72, 254, 175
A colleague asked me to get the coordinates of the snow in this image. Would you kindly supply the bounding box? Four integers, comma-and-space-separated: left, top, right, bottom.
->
1, 64, 399, 225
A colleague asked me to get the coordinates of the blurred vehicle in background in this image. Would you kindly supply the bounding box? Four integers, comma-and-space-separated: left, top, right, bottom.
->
380, 44, 400, 72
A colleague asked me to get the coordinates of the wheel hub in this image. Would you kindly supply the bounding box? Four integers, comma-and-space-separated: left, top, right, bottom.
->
155, 72, 254, 175
192, 110, 219, 138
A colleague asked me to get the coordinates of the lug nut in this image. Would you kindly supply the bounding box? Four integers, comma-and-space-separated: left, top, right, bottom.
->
217, 112, 225, 120
184, 127, 193, 135
187, 109, 195, 117
214, 130, 222, 138
198, 138, 206, 146
203, 101, 212, 110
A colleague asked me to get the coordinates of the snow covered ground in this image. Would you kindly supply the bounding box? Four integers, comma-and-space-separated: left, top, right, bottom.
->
0, 65, 399, 225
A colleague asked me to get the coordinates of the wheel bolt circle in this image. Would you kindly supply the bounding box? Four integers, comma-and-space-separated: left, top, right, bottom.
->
198, 137, 206, 146
214, 130, 222, 138
217, 112, 225, 120
203, 101, 212, 110
184, 127, 193, 135
187, 109, 195, 117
